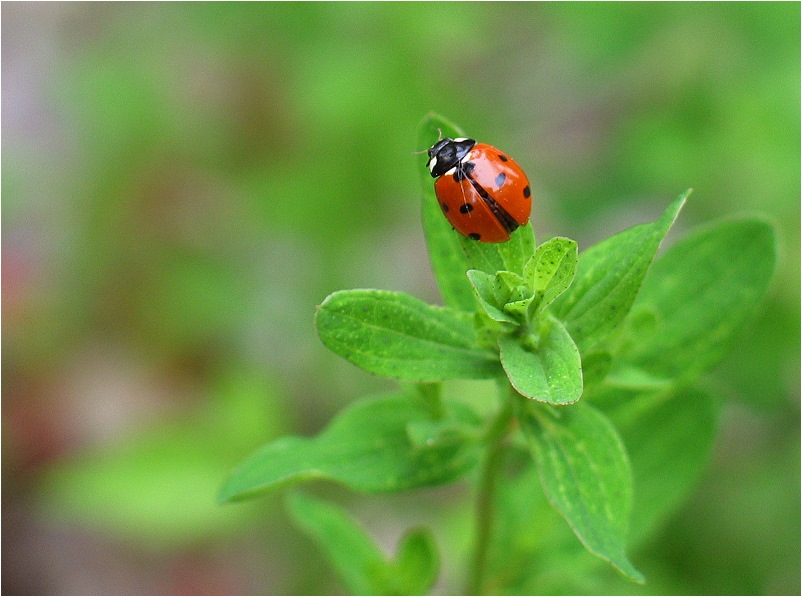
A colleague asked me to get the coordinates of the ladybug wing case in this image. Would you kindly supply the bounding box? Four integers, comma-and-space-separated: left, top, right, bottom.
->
468, 144, 531, 228
435, 174, 512, 242
434, 143, 532, 243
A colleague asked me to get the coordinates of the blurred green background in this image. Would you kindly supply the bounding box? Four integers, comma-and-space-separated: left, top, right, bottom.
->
2, 3, 798, 594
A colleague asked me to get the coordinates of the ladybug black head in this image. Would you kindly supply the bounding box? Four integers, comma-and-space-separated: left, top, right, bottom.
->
427, 137, 476, 178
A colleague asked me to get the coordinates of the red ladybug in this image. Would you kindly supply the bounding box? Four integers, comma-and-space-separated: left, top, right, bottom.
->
427, 137, 532, 243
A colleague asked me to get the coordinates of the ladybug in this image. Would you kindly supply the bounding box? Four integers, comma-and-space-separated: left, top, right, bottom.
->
427, 137, 532, 243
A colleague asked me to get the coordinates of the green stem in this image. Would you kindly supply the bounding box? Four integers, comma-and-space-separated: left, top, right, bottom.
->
467, 385, 515, 595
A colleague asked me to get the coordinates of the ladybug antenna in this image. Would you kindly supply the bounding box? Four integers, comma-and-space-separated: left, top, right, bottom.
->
411, 128, 446, 156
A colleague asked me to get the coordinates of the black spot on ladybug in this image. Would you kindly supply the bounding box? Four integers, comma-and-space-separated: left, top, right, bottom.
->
463, 161, 476, 174
441, 202, 449, 213
468, 233, 481, 240
459, 203, 473, 214
495, 172, 506, 187
453, 169, 465, 182
498, 154, 508, 162
523, 185, 531, 198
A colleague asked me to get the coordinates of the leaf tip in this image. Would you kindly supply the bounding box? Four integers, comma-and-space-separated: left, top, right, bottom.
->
216, 480, 238, 505
664, 190, 690, 225
616, 560, 647, 585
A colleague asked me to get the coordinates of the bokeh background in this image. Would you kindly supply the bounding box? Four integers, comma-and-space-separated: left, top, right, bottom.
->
3, 3, 799, 595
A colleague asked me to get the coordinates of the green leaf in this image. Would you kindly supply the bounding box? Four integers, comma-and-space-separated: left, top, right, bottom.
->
405, 418, 475, 449
458, 222, 536, 276
466, 269, 518, 324
390, 527, 440, 595
484, 451, 601, 595
552, 191, 688, 355
219, 393, 482, 502
418, 113, 477, 312
287, 492, 439, 595
473, 311, 515, 351
493, 271, 529, 305
407, 382, 445, 419
617, 216, 777, 381
499, 316, 583, 404
595, 386, 719, 544
581, 351, 613, 389
524, 237, 578, 315
316, 289, 502, 380
288, 493, 382, 595
519, 401, 645, 583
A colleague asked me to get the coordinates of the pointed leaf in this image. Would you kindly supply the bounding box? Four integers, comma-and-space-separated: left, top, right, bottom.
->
552, 192, 688, 355
388, 528, 440, 595
288, 492, 383, 595
503, 295, 537, 322
466, 269, 518, 323
219, 393, 482, 502
494, 271, 529, 305
499, 316, 582, 404
287, 492, 439, 595
595, 386, 719, 544
525, 237, 578, 315
418, 113, 478, 311
519, 401, 645, 583
619, 217, 777, 381
316, 289, 501, 380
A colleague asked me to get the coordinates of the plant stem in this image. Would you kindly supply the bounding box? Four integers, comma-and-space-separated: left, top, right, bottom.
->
467, 387, 515, 595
